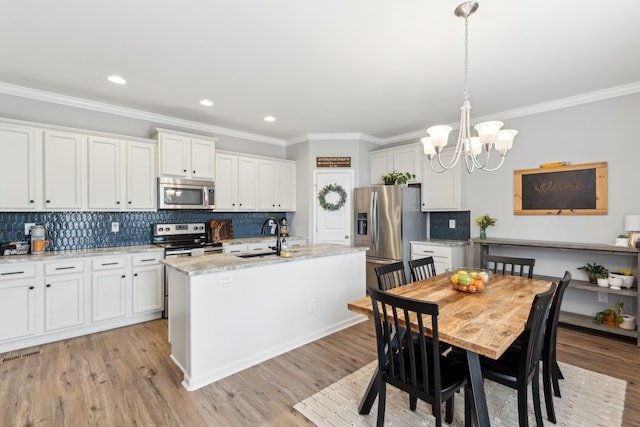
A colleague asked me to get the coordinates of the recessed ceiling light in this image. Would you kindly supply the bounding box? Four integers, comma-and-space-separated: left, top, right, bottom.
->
107, 75, 126, 85
264, 116, 276, 122
200, 99, 214, 107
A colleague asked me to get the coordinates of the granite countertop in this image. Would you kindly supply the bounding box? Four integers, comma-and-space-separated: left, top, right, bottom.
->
162, 243, 367, 276
0, 245, 162, 264
410, 239, 470, 247
219, 236, 306, 246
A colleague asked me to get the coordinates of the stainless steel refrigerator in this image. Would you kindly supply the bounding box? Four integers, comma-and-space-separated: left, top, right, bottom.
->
353, 186, 426, 288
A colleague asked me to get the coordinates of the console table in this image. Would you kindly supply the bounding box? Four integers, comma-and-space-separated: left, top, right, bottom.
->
469, 237, 640, 346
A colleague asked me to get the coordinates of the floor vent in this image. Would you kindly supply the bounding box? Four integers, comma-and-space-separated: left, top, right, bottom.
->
2, 350, 42, 364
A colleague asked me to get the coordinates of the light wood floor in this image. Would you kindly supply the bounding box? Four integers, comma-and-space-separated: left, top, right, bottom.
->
1, 320, 639, 426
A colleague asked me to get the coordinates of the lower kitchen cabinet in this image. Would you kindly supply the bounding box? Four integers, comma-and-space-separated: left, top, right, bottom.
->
44, 260, 86, 332
91, 257, 127, 322
410, 242, 466, 275
0, 266, 37, 342
132, 254, 163, 314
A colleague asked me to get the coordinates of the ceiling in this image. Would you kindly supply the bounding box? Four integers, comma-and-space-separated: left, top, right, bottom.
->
1, 0, 639, 144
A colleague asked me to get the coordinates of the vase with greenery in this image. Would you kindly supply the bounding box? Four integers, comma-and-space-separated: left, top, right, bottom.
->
594, 302, 624, 327
475, 214, 497, 239
578, 262, 609, 284
381, 171, 416, 186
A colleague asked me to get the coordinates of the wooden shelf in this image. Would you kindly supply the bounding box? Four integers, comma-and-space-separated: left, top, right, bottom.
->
559, 311, 637, 338
534, 274, 637, 297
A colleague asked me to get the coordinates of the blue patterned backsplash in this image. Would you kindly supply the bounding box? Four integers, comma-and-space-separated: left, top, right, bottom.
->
0, 211, 286, 251
430, 211, 470, 241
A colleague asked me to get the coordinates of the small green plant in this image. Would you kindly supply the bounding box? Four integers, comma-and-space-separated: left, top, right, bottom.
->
578, 262, 609, 283
475, 214, 497, 230
617, 234, 628, 238
381, 171, 415, 185
594, 302, 624, 326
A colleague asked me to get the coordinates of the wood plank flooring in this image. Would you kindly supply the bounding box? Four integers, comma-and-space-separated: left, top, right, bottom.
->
1, 320, 638, 426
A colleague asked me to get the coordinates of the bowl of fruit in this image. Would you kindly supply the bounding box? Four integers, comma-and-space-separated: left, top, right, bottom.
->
446, 268, 491, 293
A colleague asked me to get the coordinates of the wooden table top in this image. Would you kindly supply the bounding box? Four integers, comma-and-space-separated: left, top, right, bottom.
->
348, 273, 554, 359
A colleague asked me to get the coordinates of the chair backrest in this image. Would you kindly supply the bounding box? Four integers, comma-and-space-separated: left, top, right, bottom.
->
368, 286, 442, 400
484, 254, 536, 278
375, 261, 408, 291
543, 271, 571, 361
521, 283, 557, 381
408, 256, 437, 282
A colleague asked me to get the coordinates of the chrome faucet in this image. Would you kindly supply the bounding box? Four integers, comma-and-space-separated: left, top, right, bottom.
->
261, 216, 281, 255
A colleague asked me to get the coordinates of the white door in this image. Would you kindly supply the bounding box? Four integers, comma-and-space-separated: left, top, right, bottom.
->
313, 169, 354, 245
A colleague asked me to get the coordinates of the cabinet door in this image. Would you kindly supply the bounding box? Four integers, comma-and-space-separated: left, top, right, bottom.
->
43, 130, 85, 210
190, 138, 215, 180
421, 152, 462, 211
159, 133, 189, 177
126, 141, 156, 210
132, 265, 163, 314
276, 162, 295, 211
370, 152, 391, 185
215, 153, 238, 210
237, 156, 258, 210
88, 136, 121, 209
258, 160, 277, 210
91, 270, 127, 322
0, 124, 38, 210
0, 279, 37, 342
393, 144, 422, 183
45, 274, 85, 331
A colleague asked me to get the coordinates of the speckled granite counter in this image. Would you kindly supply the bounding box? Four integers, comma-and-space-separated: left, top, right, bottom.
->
0, 245, 162, 264
219, 236, 306, 246
162, 243, 365, 276
410, 239, 470, 247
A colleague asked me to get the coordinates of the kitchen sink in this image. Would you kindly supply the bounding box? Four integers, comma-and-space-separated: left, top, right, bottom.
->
234, 251, 278, 258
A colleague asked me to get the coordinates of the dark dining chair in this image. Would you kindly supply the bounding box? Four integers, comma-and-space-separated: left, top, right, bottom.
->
408, 256, 437, 282
479, 282, 556, 427
374, 262, 408, 291
368, 286, 471, 427
484, 254, 536, 278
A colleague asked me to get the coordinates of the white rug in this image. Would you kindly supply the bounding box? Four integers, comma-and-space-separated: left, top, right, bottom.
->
294, 361, 626, 427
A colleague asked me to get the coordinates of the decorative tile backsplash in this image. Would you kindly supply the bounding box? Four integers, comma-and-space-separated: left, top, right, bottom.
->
430, 211, 470, 241
0, 211, 286, 251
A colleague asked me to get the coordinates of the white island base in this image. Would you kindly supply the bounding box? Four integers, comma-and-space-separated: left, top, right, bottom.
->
166, 245, 367, 391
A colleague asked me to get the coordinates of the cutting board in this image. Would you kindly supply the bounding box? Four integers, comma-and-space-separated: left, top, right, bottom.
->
207, 220, 234, 242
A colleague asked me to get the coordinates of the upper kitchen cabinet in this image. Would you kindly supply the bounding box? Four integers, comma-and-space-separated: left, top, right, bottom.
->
88, 137, 156, 211
421, 151, 467, 211
43, 130, 86, 210
369, 143, 422, 185
0, 123, 39, 210
215, 152, 258, 211
155, 128, 216, 179
258, 159, 296, 211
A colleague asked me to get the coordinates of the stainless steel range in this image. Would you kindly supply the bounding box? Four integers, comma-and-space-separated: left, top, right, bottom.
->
152, 222, 223, 317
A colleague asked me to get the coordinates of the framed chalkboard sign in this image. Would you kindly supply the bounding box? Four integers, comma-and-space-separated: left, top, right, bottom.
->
514, 162, 607, 215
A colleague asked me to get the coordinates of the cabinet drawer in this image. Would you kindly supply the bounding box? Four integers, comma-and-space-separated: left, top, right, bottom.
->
0, 263, 36, 280
411, 244, 451, 258
132, 253, 163, 266
223, 244, 248, 254
45, 260, 85, 275
91, 257, 126, 270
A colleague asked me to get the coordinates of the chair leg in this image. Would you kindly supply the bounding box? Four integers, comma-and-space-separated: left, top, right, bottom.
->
517, 379, 529, 427
410, 395, 417, 411
376, 380, 386, 427
552, 359, 563, 397
543, 359, 557, 423
445, 396, 455, 423
464, 384, 474, 427
532, 370, 544, 427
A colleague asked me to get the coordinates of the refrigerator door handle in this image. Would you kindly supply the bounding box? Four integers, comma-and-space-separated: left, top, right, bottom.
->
371, 190, 378, 251
367, 258, 398, 265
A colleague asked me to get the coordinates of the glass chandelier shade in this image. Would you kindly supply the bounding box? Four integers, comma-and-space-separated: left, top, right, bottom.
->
421, 1, 517, 173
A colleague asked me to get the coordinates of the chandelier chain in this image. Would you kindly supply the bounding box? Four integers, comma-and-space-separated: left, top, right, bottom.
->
464, 16, 469, 102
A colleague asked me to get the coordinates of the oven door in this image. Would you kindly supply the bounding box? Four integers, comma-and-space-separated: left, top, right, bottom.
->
157, 177, 215, 209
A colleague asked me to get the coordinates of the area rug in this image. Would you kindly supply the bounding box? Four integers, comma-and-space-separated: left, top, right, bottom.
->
294, 361, 626, 427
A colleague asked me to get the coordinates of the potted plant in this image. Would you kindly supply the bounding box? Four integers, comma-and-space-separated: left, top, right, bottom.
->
578, 262, 609, 284
615, 234, 629, 247
475, 214, 497, 239
381, 171, 416, 185
594, 302, 624, 327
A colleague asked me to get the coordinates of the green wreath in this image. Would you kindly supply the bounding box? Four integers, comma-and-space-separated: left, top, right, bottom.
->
318, 183, 347, 211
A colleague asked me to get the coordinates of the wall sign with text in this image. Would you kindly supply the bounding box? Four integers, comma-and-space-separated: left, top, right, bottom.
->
513, 162, 607, 215
316, 157, 351, 167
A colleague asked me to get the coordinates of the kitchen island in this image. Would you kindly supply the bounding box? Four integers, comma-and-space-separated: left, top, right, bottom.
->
162, 243, 367, 391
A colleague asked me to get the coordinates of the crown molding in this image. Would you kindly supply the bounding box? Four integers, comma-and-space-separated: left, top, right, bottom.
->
0, 82, 286, 146
286, 132, 383, 146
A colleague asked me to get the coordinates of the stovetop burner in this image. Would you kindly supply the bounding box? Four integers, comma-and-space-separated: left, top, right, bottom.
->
152, 222, 222, 253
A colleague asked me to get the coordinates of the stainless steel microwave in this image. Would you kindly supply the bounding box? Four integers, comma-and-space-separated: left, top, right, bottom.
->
157, 177, 215, 210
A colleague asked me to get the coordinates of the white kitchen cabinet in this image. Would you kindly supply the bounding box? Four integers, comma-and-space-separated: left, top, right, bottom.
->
156, 129, 216, 179
131, 253, 164, 314
258, 159, 296, 211
421, 151, 467, 211
0, 264, 37, 342
0, 123, 39, 211
43, 130, 85, 210
215, 152, 258, 211
91, 257, 127, 322
44, 260, 86, 332
410, 243, 466, 275
222, 243, 249, 254
88, 137, 156, 210
369, 143, 422, 185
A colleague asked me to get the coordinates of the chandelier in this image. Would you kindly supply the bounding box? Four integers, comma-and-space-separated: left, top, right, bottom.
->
421, 1, 517, 173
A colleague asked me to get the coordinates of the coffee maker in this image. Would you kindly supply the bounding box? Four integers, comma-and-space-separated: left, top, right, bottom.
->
30, 225, 49, 254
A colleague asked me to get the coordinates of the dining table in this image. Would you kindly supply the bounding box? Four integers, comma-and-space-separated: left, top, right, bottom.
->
347, 272, 554, 427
